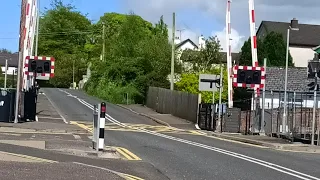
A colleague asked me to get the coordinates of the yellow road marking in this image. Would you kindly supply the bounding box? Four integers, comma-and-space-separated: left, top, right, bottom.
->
0, 151, 57, 163
116, 147, 141, 161
70, 121, 93, 133
119, 173, 144, 180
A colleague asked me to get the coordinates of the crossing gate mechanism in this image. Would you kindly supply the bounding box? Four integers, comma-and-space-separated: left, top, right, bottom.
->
232, 65, 265, 88
25, 56, 55, 80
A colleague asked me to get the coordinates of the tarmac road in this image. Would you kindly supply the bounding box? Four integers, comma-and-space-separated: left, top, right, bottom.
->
42, 88, 320, 180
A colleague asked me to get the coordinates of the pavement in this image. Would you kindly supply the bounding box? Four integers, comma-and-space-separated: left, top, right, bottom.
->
41, 88, 320, 180
119, 104, 320, 153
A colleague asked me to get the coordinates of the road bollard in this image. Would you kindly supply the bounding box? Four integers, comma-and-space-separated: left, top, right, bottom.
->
98, 102, 106, 151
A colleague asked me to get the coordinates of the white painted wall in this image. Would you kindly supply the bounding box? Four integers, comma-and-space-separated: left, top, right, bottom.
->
289, 46, 315, 67
1, 66, 17, 75
178, 41, 198, 51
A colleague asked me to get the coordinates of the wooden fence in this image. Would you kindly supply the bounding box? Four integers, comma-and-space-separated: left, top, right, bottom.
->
146, 87, 199, 123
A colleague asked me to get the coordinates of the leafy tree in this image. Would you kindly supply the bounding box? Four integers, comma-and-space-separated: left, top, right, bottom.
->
238, 37, 264, 65
176, 36, 226, 103
263, 31, 294, 66
239, 32, 293, 67
176, 68, 228, 103
85, 13, 172, 104
38, 0, 91, 87
180, 36, 222, 72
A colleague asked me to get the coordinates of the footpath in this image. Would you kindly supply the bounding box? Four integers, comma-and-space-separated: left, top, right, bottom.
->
0, 93, 168, 180
119, 104, 320, 154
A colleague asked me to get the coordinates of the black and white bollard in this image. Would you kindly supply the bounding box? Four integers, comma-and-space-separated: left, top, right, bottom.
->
98, 102, 106, 151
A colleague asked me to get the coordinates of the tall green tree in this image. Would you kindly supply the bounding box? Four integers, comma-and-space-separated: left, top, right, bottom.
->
38, 0, 91, 87
180, 36, 223, 72
239, 32, 293, 67
85, 13, 172, 104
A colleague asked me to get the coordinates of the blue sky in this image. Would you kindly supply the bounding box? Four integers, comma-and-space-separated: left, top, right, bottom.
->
0, 0, 221, 52
1, 0, 320, 53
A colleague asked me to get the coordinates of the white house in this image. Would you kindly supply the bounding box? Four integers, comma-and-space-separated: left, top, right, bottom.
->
256, 18, 320, 68
0, 52, 18, 75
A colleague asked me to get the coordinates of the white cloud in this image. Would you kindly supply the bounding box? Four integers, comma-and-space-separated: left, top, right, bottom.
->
212, 28, 245, 53
121, 0, 320, 36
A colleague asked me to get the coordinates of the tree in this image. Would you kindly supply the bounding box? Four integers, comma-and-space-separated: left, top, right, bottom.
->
238, 37, 264, 66
176, 36, 226, 103
239, 32, 293, 67
38, 0, 91, 87
176, 68, 228, 103
180, 36, 222, 72
263, 31, 294, 66
85, 13, 173, 104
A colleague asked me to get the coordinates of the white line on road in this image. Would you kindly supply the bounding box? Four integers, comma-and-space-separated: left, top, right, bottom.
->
61, 90, 320, 180
73, 162, 143, 180
44, 89, 68, 124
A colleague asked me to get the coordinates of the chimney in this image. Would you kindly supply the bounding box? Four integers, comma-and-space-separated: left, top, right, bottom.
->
290, 18, 299, 30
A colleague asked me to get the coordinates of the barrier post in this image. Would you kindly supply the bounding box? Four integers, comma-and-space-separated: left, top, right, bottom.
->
98, 102, 106, 151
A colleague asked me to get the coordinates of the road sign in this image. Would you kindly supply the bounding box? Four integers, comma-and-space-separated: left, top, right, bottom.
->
199, 74, 220, 92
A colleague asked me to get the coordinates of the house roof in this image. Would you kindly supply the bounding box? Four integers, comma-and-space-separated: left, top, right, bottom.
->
176, 39, 198, 49
265, 67, 313, 92
257, 20, 320, 47
220, 52, 240, 64
0, 52, 19, 67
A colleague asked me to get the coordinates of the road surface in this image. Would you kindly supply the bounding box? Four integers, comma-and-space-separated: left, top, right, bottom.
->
43, 88, 320, 180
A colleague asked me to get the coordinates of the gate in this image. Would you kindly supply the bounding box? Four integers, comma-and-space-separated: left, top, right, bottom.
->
198, 103, 216, 131
23, 88, 37, 121
0, 89, 16, 122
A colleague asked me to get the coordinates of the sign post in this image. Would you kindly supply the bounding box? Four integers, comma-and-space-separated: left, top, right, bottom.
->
198, 74, 221, 131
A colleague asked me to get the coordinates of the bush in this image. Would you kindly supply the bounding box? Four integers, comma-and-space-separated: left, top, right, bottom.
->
85, 78, 141, 104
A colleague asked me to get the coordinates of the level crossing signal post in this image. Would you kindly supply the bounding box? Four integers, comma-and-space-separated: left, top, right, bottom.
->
233, 65, 266, 134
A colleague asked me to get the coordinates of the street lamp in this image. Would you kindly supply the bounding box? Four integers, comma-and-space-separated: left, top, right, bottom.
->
283, 18, 299, 134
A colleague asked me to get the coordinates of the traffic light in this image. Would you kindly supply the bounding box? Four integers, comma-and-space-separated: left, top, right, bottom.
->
28, 60, 52, 73
30, 60, 37, 71
237, 69, 261, 84
43, 62, 50, 73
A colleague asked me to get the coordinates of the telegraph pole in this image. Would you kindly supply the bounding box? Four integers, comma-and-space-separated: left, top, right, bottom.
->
102, 23, 105, 61
170, 12, 175, 90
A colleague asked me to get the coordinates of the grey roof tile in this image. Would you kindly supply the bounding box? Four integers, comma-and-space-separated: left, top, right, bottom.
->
257, 21, 320, 47
265, 67, 314, 92
0, 52, 19, 67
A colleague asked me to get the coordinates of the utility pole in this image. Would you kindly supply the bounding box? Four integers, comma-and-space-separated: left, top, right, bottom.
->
170, 12, 175, 91
217, 62, 223, 132
72, 58, 75, 89
35, 0, 40, 56
4, 59, 8, 89
102, 23, 105, 61
14, 52, 23, 123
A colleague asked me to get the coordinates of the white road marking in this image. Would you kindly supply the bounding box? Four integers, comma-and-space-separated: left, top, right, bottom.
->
73, 134, 81, 140
44, 90, 68, 124
61, 90, 320, 180
73, 162, 143, 180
